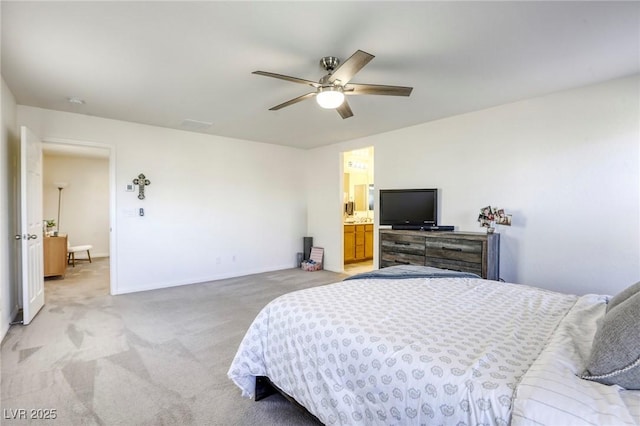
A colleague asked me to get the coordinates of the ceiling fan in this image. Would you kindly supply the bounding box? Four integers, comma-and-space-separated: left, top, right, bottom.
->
253, 50, 413, 119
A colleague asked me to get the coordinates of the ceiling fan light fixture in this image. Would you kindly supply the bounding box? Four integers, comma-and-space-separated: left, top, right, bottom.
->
316, 86, 345, 109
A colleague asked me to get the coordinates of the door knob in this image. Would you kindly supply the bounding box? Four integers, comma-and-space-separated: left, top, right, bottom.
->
16, 234, 38, 240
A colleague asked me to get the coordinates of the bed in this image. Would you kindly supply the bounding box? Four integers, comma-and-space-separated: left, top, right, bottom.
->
228, 266, 640, 425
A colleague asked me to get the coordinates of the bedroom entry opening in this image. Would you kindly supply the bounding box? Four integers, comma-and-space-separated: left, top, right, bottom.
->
342, 146, 375, 275
42, 141, 112, 297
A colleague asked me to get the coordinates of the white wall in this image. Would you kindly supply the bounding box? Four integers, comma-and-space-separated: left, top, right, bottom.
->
43, 154, 110, 257
18, 106, 308, 294
4, 75, 638, 339
307, 75, 640, 296
1, 76, 19, 339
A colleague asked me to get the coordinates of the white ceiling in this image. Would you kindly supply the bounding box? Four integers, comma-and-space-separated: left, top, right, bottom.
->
2, 1, 639, 150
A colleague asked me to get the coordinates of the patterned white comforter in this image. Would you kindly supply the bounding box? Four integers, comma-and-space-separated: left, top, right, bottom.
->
228, 276, 638, 425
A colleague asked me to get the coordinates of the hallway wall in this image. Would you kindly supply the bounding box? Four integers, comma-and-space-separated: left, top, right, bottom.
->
1, 76, 19, 339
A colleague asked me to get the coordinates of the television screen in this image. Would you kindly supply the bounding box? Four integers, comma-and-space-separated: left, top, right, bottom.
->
379, 188, 438, 226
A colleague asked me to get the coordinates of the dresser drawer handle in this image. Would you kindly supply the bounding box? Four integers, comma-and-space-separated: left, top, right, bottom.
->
394, 241, 410, 246
442, 246, 462, 252
394, 260, 411, 265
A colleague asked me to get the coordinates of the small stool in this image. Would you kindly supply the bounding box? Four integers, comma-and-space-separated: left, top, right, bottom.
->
67, 244, 92, 267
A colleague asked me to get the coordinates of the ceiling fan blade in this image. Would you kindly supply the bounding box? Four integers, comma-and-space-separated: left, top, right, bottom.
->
344, 83, 413, 96
253, 71, 320, 88
336, 99, 354, 119
328, 50, 374, 85
268, 92, 317, 111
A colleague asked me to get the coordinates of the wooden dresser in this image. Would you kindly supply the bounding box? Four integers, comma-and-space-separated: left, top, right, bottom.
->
379, 229, 500, 280
44, 235, 68, 278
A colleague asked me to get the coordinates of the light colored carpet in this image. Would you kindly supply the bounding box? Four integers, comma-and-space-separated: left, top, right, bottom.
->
1, 258, 350, 425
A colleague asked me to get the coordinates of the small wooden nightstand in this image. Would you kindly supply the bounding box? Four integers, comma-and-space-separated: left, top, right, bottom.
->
43, 235, 67, 278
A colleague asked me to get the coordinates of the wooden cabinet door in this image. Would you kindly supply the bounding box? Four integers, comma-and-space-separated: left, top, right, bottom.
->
354, 225, 365, 260
344, 227, 355, 262
364, 224, 374, 259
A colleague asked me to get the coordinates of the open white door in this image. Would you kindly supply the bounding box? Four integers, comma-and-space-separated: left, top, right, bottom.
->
18, 126, 45, 325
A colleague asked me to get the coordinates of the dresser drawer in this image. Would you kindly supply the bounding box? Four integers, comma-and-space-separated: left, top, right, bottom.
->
380, 251, 426, 267
424, 238, 482, 264
380, 232, 426, 267
423, 257, 483, 276
380, 232, 426, 256
424, 237, 483, 276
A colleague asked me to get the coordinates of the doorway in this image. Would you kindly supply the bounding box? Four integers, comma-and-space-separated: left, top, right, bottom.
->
342, 147, 375, 275
42, 141, 114, 295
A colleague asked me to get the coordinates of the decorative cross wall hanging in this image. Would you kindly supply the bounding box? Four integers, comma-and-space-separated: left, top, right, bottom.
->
133, 173, 151, 200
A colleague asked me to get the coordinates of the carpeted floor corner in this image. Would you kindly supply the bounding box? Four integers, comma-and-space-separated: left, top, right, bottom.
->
1, 258, 350, 425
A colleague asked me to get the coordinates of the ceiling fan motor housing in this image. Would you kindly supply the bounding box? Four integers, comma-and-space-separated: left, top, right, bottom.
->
320, 56, 340, 72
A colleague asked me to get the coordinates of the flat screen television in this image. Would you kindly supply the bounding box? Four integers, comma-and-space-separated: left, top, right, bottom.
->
379, 188, 438, 226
